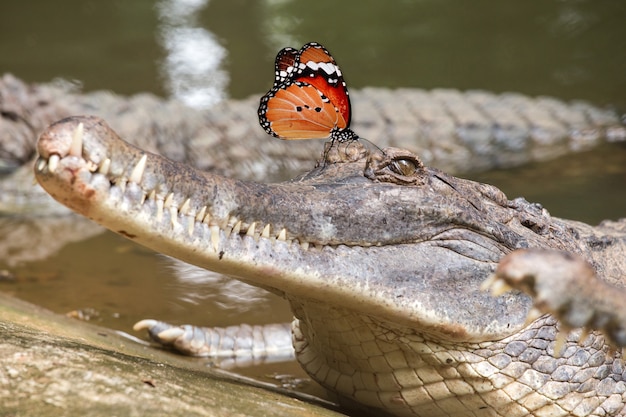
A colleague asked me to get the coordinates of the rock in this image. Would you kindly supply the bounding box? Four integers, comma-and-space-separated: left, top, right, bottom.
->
0, 293, 344, 417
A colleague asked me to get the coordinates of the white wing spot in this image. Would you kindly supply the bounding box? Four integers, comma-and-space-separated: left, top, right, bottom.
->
305, 61, 338, 76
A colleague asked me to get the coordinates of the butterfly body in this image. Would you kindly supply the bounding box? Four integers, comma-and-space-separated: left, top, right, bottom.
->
258, 42, 358, 142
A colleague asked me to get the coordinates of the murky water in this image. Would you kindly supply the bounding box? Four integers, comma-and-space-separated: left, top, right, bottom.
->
1, 1, 624, 107
1, 0, 625, 397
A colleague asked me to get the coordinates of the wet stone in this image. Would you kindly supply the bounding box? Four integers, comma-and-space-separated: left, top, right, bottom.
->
0, 294, 344, 417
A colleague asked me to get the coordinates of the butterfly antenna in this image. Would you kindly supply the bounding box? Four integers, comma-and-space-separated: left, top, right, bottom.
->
357, 136, 385, 155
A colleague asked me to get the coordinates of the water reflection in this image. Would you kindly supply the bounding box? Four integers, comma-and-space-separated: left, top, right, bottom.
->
260, 0, 302, 55
166, 258, 273, 313
0, 216, 102, 267
156, 0, 228, 108
547, 3, 595, 38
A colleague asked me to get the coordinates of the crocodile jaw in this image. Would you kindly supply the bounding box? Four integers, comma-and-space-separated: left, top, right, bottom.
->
34, 115, 533, 342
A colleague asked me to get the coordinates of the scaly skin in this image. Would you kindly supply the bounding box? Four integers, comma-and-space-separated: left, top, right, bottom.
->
34, 116, 626, 417
3, 73, 626, 215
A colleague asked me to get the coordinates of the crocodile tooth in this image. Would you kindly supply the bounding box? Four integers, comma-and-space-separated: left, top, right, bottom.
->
117, 178, 127, 193
36, 159, 46, 172
164, 193, 174, 208
210, 225, 220, 251
300, 241, 310, 250
129, 154, 147, 184
187, 216, 195, 236
224, 216, 238, 236
179, 198, 191, 216
156, 198, 164, 222
277, 228, 287, 241
69, 122, 84, 157
86, 160, 98, 172
261, 224, 271, 238
99, 158, 111, 175
202, 211, 211, 224
140, 192, 147, 206
169, 206, 179, 227
232, 220, 242, 235
148, 189, 156, 201
48, 154, 60, 173
246, 222, 256, 237
196, 206, 206, 222
222, 216, 237, 236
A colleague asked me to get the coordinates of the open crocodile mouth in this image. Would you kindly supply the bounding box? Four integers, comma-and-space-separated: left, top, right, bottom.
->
34, 115, 533, 341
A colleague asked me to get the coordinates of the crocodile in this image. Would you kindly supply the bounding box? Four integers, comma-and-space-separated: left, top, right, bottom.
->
2, 73, 626, 216
34, 116, 626, 417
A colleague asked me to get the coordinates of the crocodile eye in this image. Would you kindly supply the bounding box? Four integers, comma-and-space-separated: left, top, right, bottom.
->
391, 158, 419, 177
364, 147, 426, 185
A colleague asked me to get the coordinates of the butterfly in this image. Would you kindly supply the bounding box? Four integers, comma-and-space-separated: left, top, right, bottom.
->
258, 42, 359, 143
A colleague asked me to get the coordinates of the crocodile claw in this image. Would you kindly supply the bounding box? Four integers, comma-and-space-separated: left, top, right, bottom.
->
134, 319, 207, 356
485, 249, 626, 354
133, 319, 295, 364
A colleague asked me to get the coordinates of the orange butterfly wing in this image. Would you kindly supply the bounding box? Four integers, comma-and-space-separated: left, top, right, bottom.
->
258, 42, 355, 141
263, 82, 342, 139
273, 47, 298, 86
296, 44, 351, 128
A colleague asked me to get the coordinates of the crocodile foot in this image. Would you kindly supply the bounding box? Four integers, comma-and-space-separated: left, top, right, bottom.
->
134, 319, 295, 366
483, 249, 626, 354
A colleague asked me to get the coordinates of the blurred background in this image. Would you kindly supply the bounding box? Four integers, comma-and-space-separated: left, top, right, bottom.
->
1, 0, 624, 109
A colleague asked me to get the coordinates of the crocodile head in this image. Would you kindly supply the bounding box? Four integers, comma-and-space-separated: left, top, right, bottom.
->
34, 115, 599, 416
34, 115, 561, 341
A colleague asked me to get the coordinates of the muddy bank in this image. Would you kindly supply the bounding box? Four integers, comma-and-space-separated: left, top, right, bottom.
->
0, 292, 344, 417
